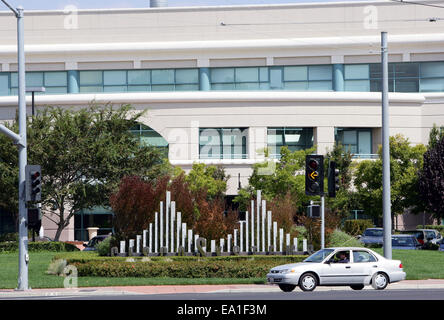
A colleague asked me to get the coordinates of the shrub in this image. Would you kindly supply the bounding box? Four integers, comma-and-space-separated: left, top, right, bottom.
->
0, 241, 79, 253
46, 259, 68, 276
328, 229, 364, 247
343, 219, 374, 236
416, 225, 444, 234
68, 255, 307, 278
97, 237, 112, 256
0, 233, 18, 242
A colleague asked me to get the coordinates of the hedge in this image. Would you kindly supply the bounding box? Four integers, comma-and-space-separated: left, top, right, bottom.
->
69, 256, 307, 278
0, 241, 79, 253
343, 219, 374, 236
416, 225, 444, 234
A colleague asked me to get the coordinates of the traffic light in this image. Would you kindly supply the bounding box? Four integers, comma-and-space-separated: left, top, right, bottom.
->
26, 165, 42, 202
27, 208, 41, 232
305, 155, 324, 196
328, 160, 340, 197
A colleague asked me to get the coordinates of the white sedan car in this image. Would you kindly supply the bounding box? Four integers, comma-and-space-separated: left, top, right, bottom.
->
266, 247, 406, 292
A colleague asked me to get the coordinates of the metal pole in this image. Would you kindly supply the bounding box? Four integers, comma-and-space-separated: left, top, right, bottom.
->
321, 195, 325, 249
381, 31, 392, 259
16, 6, 29, 291
32, 91, 35, 116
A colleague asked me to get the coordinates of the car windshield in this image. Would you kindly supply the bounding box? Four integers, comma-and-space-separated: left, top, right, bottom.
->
392, 237, 416, 246
401, 231, 423, 239
364, 229, 383, 237
304, 249, 334, 263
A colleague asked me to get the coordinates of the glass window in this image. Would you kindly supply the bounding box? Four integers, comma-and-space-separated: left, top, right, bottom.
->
128, 85, 150, 92
212, 83, 235, 90
0, 74, 9, 95
308, 65, 332, 81
235, 67, 259, 83
45, 87, 68, 94
199, 128, 248, 159
336, 128, 373, 156
10, 73, 18, 88
103, 70, 126, 86
175, 84, 199, 91
151, 84, 175, 91
80, 86, 103, 93
270, 68, 283, 89
211, 68, 234, 83
152, 69, 174, 85
358, 130, 371, 155
236, 83, 260, 90
308, 81, 332, 91
395, 79, 418, 92
128, 70, 151, 85
80, 71, 103, 86
345, 80, 370, 92
421, 62, 444, 78
284, 82, 308, 90
44, 72, 67, 87
395, 63, 419, 78
267, 127, 313, 158
104, 85, 127, 92
353, 250, 377, 263
259, 67, 269, 82
175, 69, 198, 84
420, 78, 444, 92
26, 72, 44, 87
345, 64, 369, 80
284, 66, 307, 81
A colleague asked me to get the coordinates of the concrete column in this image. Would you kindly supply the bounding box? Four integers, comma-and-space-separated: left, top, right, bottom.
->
314, 126, 335, 155
333, 64, 344, 92
199, 67, 210, 91
67, 70, 79, 94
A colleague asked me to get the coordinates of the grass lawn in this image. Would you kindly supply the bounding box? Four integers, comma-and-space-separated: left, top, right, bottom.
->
0, 252, 264, 289
1, 249, 443, 289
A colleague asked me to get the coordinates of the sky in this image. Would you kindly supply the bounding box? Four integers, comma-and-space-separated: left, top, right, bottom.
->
0, 0, 373, 11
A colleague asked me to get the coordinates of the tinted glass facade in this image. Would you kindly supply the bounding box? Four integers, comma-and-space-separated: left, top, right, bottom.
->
199, 128, 248, 159
267, 127, 314, 158
2, 61, 444, 96
335, 128, 373, 158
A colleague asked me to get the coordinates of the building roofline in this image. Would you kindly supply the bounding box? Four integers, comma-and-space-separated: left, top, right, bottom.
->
0, 0, 433, 15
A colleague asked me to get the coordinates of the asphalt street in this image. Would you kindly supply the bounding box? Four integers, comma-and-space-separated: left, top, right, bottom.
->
2, 288, 444, 300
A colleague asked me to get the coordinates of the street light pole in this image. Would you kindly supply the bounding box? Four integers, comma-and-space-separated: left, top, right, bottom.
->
0, 1, 29, 290
381, 32, 392, 259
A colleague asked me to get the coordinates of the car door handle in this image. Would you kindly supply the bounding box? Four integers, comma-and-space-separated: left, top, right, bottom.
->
372, 265, 378, 268
345, 266, 351, 269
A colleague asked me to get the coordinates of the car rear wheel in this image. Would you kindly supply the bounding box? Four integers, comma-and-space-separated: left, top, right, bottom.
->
278, 284, 296, 292
350, 284, 365, 290
298, 272, 317, 292
371, 272, 389, 290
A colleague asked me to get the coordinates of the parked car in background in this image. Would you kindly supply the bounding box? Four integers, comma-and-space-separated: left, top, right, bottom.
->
400, 229, 442, 246
83, 235, 110, 251
420, 229, 443, 244
267, 247, 406, 292
391, 234, 422, 250
438, 239, 444, 252
360, 228, 384, 246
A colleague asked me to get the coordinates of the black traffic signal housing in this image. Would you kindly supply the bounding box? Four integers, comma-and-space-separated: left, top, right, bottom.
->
328, 160, 340, 197
27, 208, 41, 233
26, 165, 42, 202
305, 155, 324, 196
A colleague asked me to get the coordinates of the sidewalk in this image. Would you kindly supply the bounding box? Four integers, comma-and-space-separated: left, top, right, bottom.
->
1, 279, 444, 298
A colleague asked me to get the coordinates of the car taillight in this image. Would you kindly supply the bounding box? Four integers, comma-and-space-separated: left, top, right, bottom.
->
399, 263, 403, 269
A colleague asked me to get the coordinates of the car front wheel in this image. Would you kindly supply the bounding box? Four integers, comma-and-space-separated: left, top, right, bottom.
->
299, 273, 317, 292
371, 272, 389, 290
278, 284, 296, 292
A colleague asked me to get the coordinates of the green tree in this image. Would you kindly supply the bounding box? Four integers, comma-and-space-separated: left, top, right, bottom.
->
418, 133, 444, 221
184, 163, 229, 200
427, 123, 444, 149
354, 134, 426, 225
0, 104, 171, 240
235, 146, 316, 213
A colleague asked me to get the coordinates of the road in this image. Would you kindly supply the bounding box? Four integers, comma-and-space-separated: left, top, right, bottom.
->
2, 288, 444, 300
